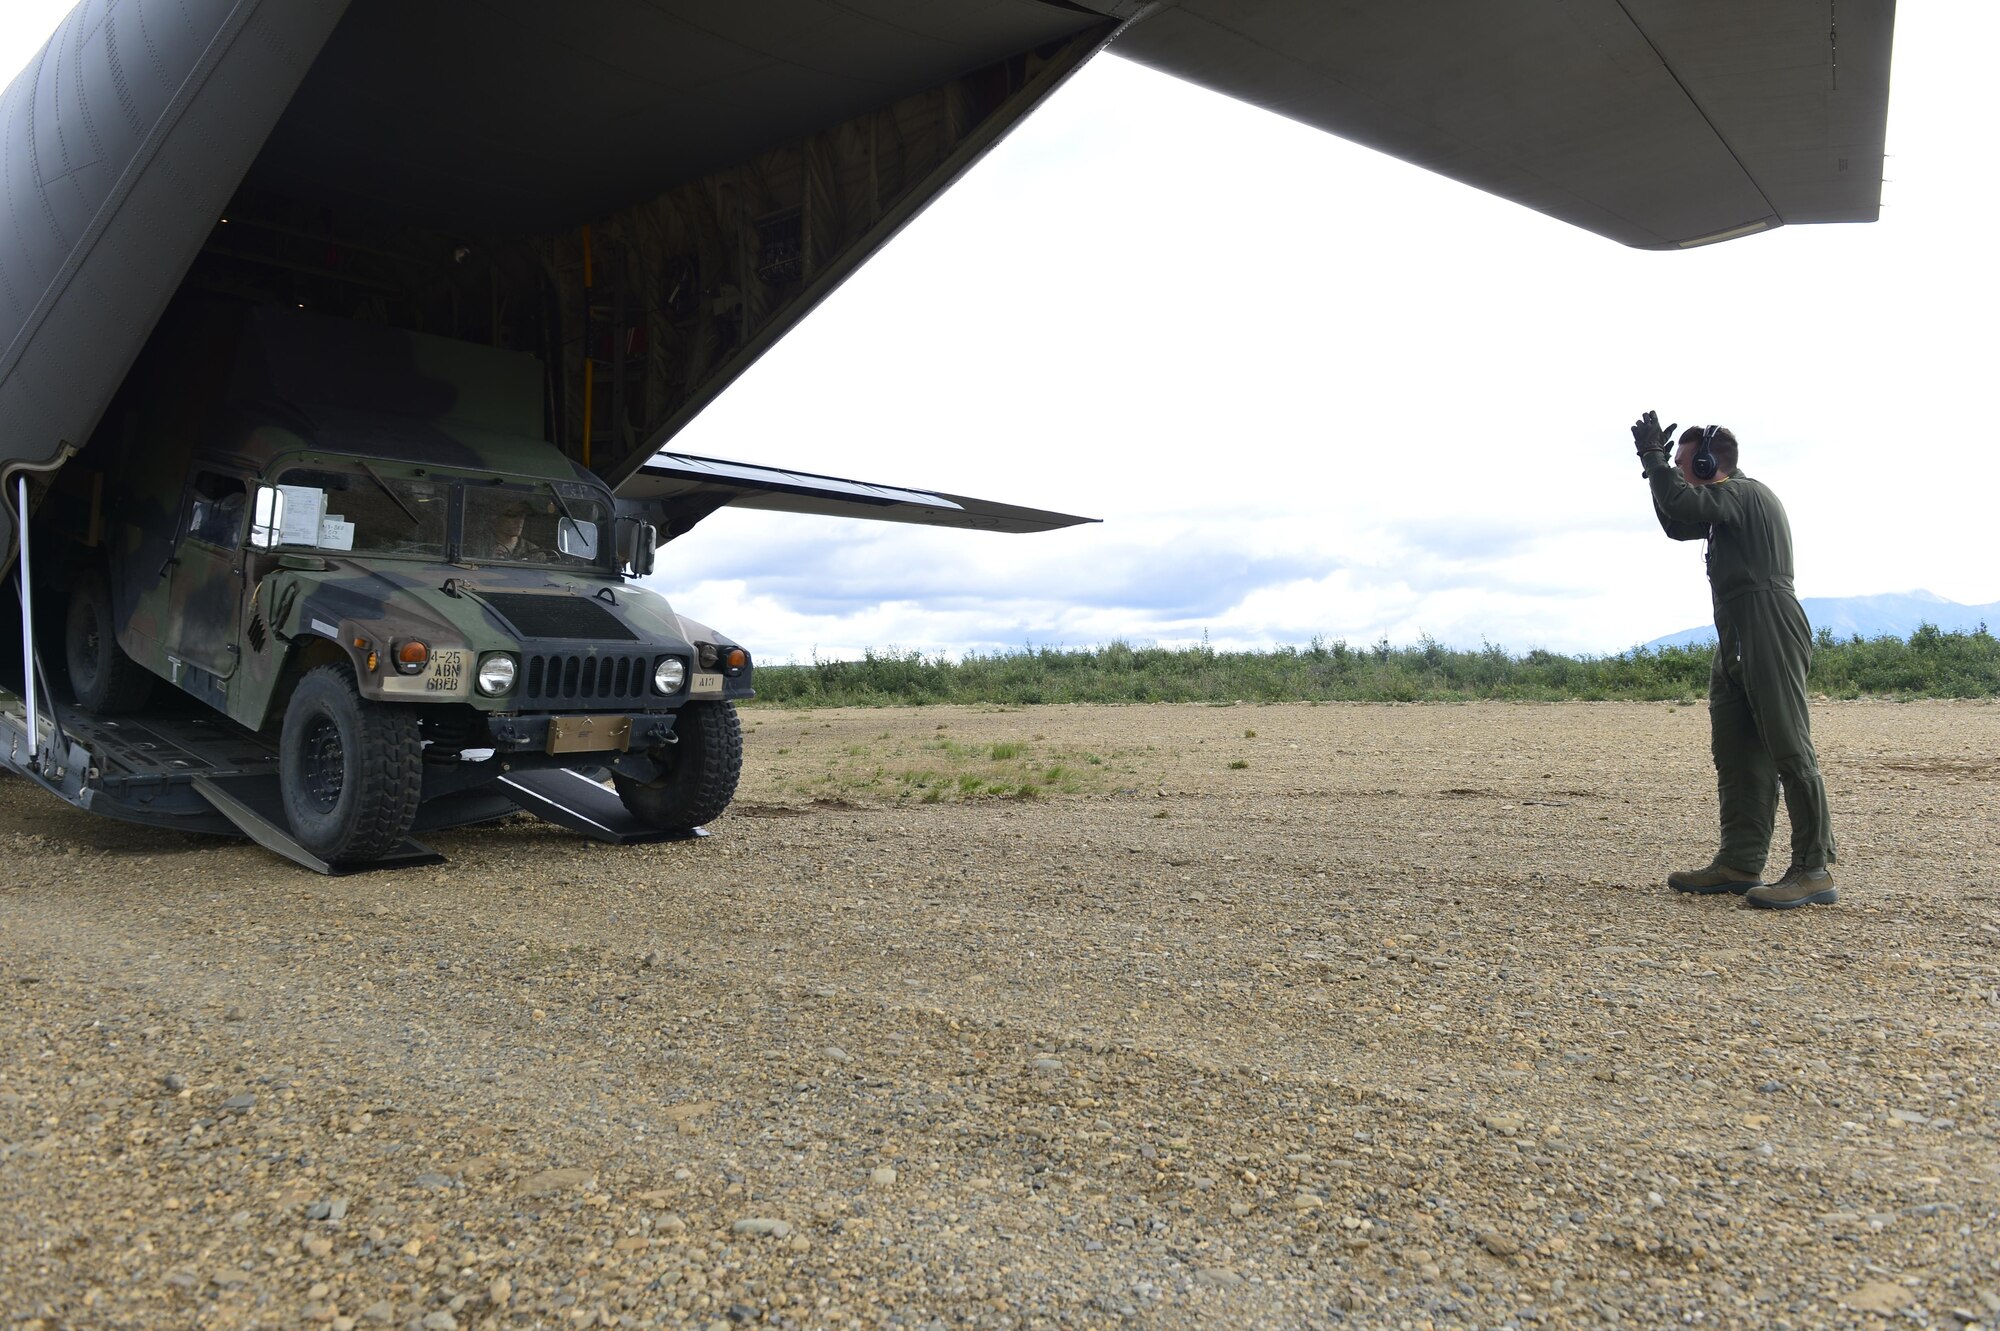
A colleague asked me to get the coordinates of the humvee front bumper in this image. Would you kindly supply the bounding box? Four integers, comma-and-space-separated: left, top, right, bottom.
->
488, 711, 678, 755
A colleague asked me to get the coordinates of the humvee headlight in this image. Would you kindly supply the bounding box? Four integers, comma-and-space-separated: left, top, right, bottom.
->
476, 653, 517, 696
653, 657, 686, 694
394, 639, 430, 675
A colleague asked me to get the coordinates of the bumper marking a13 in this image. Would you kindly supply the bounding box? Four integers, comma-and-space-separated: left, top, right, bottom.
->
691, 671, 724, 696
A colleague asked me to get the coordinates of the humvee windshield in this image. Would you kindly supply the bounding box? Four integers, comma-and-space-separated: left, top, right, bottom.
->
462, 482, 610, 569
262, 469, 612, 570
272, 468, 449, 557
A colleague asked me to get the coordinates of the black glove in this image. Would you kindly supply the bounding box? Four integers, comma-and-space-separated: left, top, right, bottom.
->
1631, 410, 1677, 474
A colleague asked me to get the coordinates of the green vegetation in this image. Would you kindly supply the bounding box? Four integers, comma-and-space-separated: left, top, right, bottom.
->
747, 624, 2000, 707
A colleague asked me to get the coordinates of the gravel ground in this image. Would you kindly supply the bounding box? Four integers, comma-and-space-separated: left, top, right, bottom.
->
1, 699, 1996, 1331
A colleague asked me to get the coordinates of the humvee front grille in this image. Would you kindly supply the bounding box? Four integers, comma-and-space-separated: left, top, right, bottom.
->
523, 653, 653, 705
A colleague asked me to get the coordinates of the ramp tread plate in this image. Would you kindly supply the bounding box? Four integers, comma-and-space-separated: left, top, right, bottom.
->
56, 704, 281, 781
499, 768, 705, 845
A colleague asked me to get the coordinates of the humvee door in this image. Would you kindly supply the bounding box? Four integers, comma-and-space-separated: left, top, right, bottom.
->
154, 469, 251, 683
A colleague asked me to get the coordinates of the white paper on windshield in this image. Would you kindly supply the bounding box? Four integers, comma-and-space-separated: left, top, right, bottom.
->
318, 516, 355, 551
277, 485, 325, 545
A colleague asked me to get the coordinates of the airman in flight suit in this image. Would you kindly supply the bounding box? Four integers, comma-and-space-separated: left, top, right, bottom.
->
1632, 413, 1837, 909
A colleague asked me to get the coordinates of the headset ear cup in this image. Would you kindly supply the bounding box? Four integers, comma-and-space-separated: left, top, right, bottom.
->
1694, 425, 1719, 480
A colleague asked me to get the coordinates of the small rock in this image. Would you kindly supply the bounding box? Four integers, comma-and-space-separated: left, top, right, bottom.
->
327, 1198, 349, 1221
305, 1202, 332, 1221
1228, 1203, 1253, 1218
359, 1300, 395, 1325
1483, 1113, 1525, 1137
732, 1218, 791, 1238
300, 1235, 333, 1259
640, 950, 662, 968
1480, 1231, 1521, 1258
1843, 1282, 1916, 1314
221, 1093, 256, 1114
516, 1168, 594, 1197
1756, 1079, 1783, 1094
420, 1314, 458, 1331
163, 1073, 187, 1093
1029, 1057, 1064, 1075
1194, 1267, 1244, 1288
412, 1172, 453, 1190
727, 1306, 757, 1324
487, 1277, 511, 1308
869, 1166, 897, 1188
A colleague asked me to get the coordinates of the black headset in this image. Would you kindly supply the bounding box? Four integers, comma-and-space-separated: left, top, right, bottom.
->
1692, 425, 1721, 481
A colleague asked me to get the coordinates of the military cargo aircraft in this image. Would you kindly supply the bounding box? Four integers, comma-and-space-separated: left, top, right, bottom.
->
0, 1, 1895, 870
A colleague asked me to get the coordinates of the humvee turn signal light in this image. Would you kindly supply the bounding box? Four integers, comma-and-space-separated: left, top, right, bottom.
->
394, 639, 430, 675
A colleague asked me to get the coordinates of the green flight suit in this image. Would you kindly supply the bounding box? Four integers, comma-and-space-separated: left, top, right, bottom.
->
1646, 455, 1836, 874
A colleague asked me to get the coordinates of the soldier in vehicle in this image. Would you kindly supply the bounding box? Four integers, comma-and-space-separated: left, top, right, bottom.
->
485, 500, 542, 560
1631, 412, 1837, 909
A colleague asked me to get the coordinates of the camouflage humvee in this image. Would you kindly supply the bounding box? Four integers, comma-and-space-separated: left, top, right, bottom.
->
48, 302, 750, 865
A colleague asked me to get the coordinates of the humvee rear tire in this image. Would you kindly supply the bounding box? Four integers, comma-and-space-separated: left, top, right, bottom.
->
279, 665, 424, 864
64, 569, 154, 713
613, 700, 742, 832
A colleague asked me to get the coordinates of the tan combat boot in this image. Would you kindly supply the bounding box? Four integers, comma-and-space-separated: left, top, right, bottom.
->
1744, 866, 1837, 910
1667, 859, 1762, 895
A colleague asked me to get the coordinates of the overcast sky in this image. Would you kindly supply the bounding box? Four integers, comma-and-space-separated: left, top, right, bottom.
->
6, 3, 1992, 660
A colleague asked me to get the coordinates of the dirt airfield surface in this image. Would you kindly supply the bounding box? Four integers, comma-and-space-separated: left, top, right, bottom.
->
2, 699, 1997, 1331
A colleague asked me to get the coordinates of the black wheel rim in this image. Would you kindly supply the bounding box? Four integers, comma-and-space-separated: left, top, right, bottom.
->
301, 714, 346, 812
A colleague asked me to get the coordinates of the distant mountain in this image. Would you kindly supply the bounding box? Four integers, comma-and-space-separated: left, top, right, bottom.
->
1643, 590, 2000, 650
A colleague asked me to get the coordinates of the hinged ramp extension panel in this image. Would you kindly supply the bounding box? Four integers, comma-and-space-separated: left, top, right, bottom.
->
191, 773, 444, 875
499, 768, 705, 845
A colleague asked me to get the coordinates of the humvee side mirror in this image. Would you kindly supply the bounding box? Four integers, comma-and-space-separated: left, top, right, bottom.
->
632, 522, 657, 577
250, 485, 285, 549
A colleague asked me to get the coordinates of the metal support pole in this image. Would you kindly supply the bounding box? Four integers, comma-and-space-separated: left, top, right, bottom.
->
16, 475, 38, 764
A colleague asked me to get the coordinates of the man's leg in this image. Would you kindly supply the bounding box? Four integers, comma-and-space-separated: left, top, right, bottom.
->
1710, 655, 1778, 876
1742, 620, 1836, 871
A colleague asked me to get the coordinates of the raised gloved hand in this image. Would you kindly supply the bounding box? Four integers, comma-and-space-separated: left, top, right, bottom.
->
1631, 410, 1677, 474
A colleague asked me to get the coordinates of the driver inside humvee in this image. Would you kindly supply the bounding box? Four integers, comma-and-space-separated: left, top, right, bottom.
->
485, 500, 543, 560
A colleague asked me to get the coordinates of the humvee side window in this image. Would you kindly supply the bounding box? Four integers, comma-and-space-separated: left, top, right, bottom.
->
186, 472, 248, 548
273, 468, 448, 558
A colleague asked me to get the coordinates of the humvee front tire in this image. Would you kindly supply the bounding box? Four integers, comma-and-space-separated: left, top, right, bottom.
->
64, 569, 154, 713
280, 665, 424, 864
613, 700, 742, 832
